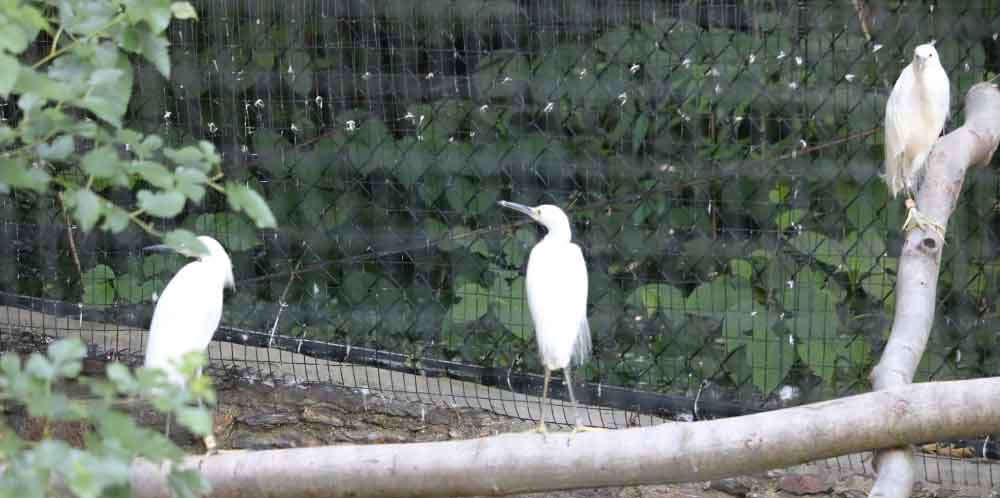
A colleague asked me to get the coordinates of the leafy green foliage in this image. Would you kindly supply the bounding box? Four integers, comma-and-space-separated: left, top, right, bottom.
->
0, 338, 213, 498
1, 0, 276, 247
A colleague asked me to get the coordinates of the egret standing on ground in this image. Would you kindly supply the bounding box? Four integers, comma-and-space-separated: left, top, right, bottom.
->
884, 42, 950, 237
144, 235, 234, 452
498, 200, 596, 434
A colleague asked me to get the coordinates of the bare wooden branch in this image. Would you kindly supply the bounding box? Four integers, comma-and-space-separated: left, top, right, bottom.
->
128, 377, 1000, 498
869, 82, 1000, 498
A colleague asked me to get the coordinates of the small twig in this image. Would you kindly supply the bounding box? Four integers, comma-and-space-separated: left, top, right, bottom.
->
267, 259, 303, 347
852, 0, 873, 42
773, 127, 879, 161
57, 192, 84, 281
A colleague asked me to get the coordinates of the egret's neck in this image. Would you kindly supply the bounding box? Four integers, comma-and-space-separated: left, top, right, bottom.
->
542, 224, 572, 243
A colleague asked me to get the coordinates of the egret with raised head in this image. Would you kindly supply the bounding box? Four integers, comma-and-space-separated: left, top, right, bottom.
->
498, 200, 597, 434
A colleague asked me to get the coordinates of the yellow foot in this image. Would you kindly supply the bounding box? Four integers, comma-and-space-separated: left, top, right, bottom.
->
902, 202, 946, 239
572, 425, 607, 433
522, 421, 549, 442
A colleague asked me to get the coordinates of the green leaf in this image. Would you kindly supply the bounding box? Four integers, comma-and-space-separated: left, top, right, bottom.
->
174, 167, 208, 201
175, 406, 212, 435
492, 276, 533, 340
788, 231, 845, 270
137, 189, 185, 218
78, 46, 133, 128
0, 53, 18, 96
139, 30, 170, 77
775, 209, 806, 231
0, 157, 50, 192
626, 283, 686, 318
82, 146, 127, 186
341, 271, 377, 305
225, 182, 277, 229
164, 229, 208, 255
129, 161, 173, 189
163, 145, 209, 172
729, 259, 753, 281
101, 205, 130, 233
72, 189, 103, 231
122, 0, 173, 33
82, 264, 116, 306
448, 282, 490, 324
686, 276, 754, 314
171, 2, 199, 20
37, 135, 75, 161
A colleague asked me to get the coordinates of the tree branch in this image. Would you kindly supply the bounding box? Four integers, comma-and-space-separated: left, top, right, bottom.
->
128, 377, 1000, 498
868, 82, 1000, 498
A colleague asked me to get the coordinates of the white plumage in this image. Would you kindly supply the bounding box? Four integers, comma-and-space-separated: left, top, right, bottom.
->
884, 42, 950, 234
499, 200, 593, 433
144, 235, 235, 385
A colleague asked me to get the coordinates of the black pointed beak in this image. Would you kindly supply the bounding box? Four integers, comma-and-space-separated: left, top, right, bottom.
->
498, 200, 536, 218
142, 244, 175, 254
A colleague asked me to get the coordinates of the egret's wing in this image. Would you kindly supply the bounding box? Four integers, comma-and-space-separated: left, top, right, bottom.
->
525, 242, 591, 369
144, 260, 224, 383
884, 65, 914, 195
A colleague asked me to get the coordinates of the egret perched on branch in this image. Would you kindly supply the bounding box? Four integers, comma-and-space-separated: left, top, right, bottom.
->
498, 200, 597, 434
144, 235, 234, 452
884, 42, 950, 237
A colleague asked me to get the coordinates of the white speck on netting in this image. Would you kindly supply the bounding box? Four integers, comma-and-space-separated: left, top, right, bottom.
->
212, 59, 219, 72
995, 33, 999, 41
634, 315, 642, 322
163, 111, 172, 120
240, 144, 249, 154
577, 68, 588, 78
240, 333, 248, 342
315, 96, 323, 108
256, 18, 261, 24
844, 73, 856, 82
403, 111, 416, 122
707, 199, 713, 215
786, 279, 794, 289
734, 115, 744, 123
254, 99, 265, 109
706, 67, 720, 77
748, 53, 756, 65
872, 44, 883, 53
417, 135, 424, 141
794, 56, 803, 66
965, 62, 971, 71
955, 349, 962, 363
618, 92, 627, 106
287, 63, 296, 75
788, 335, 795, 346
208, 122, 218, 133
714, 83, 721, 95
425, 72, 435, 79
469, 131, 476, 138
418, 115, 425, 126
788, 82, 799, 90
313, 283, 320, 296
501, 76, 512, 84
779, 385, 800, 401
543, 102, 554, 113
124, 143, 131, 152
362, 71, 371, 80
677, 109, 690, 121
798, 139, 807, 148
290, 123, 299, 132
750, 310, 758, 317
929, 3, 934, 12
776, 50, 787, 60
682, 57, 692, 68
448, 136, 455, 143
629, 63, 641, 74
669, 228, 675, 235
478, 105, 488, 113
345, 120, 356, 131
659, 163, 675, 172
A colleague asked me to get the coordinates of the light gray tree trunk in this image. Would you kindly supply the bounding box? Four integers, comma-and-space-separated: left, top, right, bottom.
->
869, 82, 1000, 498
129, 377, 1000, 498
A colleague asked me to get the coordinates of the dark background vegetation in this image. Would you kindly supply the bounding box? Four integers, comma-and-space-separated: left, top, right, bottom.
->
4, 0, 1000, 411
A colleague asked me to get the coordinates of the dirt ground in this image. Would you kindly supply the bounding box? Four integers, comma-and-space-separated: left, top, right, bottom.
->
7, 363, 995, 498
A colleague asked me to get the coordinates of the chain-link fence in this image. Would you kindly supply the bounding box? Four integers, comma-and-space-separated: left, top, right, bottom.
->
3, 0, 1000, 486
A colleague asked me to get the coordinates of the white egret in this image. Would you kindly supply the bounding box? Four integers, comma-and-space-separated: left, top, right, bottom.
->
144, 235, 234, 452
498, 200, 596, 434
884, 42, 950, 237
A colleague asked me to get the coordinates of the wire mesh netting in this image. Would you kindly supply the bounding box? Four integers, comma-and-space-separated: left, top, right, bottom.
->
3, 0, 1000, 486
